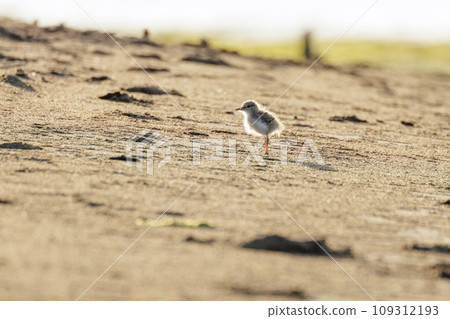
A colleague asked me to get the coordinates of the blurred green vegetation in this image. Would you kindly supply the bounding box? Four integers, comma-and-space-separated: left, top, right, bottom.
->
155, 34, 450, 75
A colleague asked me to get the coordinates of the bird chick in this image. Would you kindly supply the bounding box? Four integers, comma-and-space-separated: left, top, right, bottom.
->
235, 100, 284, 153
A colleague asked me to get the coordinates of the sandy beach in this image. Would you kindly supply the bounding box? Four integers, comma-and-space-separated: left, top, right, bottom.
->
0, 20, 449, 300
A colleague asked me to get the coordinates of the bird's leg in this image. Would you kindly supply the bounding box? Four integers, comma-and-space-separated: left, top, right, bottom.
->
265, 136, 269, 154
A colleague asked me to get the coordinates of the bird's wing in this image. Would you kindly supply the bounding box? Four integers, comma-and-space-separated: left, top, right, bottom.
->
259, 111, 275, 123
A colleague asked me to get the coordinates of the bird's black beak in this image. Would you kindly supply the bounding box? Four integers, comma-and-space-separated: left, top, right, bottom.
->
235, 107, 242, 111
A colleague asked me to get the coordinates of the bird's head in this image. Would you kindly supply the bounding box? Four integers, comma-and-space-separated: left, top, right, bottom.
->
235, 100, 259, 113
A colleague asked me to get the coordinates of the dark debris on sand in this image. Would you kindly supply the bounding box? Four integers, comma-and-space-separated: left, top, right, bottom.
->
410, 244, 449, 254
126, 86, 184, 96
125, 37, 160, 47
130, 131, 156, 143
0, 142, 42, 150
162, 211, 184, 217
293, 123, 314, 128
401, 121, 414, 127
0, 26, 25, 41
92, 50, 111, 55
185, 236, 215, 244
99, 92, 153, 106
187, 131, 209, 137
231, 286, 306, 299
126, 86, 183, 96
3, 75, 35, 92
242, 235, 351, 257
109, 155, 140, 162
0, 20, 165, 46
100, 92, 135, 103
0, 52, 26, 62
16, 69, 30, 79
431, 264, 450, 279
88, 76, 110, 82
134, 53, 161, 60
212, 130, 236, 135
182, 54, 230, 66
329, 115, 367, 123
49, 70, 73, 77
128, 66, 169, 73
0, 25, 45, 42
43, 24, 65, 33
118, 111, 160, 121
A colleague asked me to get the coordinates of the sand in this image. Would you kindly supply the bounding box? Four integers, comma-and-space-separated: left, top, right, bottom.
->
0, 20, 449, 300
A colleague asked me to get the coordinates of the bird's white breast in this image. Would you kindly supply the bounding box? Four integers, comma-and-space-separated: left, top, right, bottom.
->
242, 113, 270, 136
251, 118, 270, 135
